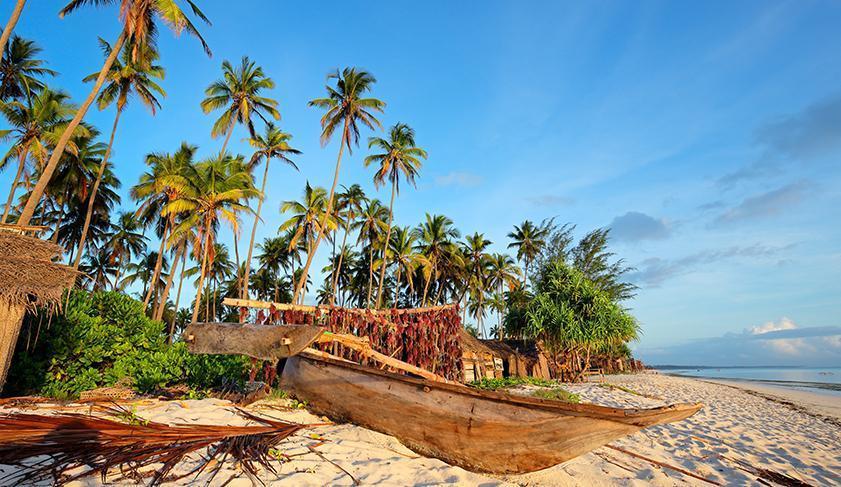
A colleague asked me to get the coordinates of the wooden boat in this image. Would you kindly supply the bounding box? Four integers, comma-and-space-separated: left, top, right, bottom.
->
183, 323, 323, 361
280, 352, 702, 474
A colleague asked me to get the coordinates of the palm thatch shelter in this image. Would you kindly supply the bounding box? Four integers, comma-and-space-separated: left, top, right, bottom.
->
459, 329, 500, 382
0, 226, 77, 392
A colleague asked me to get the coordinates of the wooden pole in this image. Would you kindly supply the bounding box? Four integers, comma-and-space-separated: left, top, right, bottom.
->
223, 297, 457, 316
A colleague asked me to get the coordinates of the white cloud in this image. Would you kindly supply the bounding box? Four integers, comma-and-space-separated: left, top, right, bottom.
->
750, 317, 798, 335
435, 171, 482, 187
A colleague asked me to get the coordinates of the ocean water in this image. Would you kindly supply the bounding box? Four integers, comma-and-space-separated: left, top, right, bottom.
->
656, 366, 841, 395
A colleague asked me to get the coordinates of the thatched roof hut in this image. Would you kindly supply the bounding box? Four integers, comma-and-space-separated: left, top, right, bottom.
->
480, 339, 555, 380
0, 228, 76, 391
460, 329, 500, 382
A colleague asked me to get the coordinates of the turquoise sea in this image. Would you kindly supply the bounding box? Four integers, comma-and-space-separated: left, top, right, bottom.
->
655, 366, 841, 396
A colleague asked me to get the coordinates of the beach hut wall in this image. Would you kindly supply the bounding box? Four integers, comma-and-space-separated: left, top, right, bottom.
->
0, 231, 76, 392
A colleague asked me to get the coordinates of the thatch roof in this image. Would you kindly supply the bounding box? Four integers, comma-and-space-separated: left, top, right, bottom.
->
0, 232, 63, 261
0, 232, 76, 308
459, 328, 495, 356
481, 339, 546, 366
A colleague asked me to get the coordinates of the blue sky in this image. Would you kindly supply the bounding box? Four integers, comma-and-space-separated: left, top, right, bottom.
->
4, 1, 840, 366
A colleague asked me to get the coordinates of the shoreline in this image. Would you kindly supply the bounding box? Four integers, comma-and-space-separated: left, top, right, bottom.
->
699, 377, 841, 424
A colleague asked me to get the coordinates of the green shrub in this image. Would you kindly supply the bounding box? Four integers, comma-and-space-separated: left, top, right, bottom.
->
469, 376, 555, 390
5, 291, 249, 398
530, 388, 580, 403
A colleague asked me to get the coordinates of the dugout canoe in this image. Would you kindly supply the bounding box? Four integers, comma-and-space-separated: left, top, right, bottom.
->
280, 352, 702, 474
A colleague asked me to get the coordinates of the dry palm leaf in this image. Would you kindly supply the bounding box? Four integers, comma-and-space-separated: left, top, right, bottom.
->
0, 407, 307, 486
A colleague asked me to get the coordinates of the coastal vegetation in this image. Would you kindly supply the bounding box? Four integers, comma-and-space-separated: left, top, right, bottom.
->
0, 1, 640, 395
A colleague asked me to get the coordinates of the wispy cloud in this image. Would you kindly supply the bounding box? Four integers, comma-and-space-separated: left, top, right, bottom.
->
718, 94, 841, 186
629, 243, 792, 287
434, 171, 482, 187
713, 181, 812, 226
608, 211, 670, 242
525, 194, 575, 207
637, 318, 841, 366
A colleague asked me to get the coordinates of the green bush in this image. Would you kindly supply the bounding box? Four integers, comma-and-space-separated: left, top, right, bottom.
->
5, 291, 249, 398
469, 376, 555, 390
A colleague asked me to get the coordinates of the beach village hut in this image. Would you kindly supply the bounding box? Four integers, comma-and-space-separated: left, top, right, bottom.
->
479, 339, 554, 380
0, 227, 76, 392
459, 329, 500, 382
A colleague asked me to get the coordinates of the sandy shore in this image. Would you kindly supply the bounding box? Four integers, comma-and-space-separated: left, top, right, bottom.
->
1, 373, 838, 486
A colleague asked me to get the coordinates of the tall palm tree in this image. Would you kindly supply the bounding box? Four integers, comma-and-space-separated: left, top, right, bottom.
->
0, 35, 55, 101
279, 182, 336, 302
43, 129, 107, 246
80, 247, 117, 291
413, 213, 460, 306
0, 0, 27, 56
486, 253, 520, 339
387, 226, 428, 306
365, 123, 427, 308
104, 211, 147, 289
507, 220, 549, 285
131, 142, 196, 312
241, 123, 299, 299
294, 67, 385, 304
257, 234, 294, 302
165, 153, 257, 323
330, 183, 366, 304
74, 40, 165, 270
0, 89, 85, 222
200, 56, 279, 155
461, 232, 491, 334
355, 198, 388, 307
16, 0, 210, 227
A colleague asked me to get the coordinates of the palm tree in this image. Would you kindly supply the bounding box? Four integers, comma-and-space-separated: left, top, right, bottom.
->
164, 153, 257, 323
104, 211, 147, 289
507, 220, 549, 285
387, 226, 428, 306
241, 123, 299, 299
0, 35, 55, 101
294, 67, 385, 304
15, 0, 210, 227
200, 56, 279, 155
330, 184, 366, 304
74, 40, 165, 271
0, 89, 85, 223
257, 234, 294, 302
0, 0, 27, 56
355, 198, 388, 307
461, 232, 491, 334
413, 214, 460, 306
80, 247, 117, 290
486, 253, 520, 339
43, 129, 107, 247
365, 123, 427, 308
131, 142, 196, 313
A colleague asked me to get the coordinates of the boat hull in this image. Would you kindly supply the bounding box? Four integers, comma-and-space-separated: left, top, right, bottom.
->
280, 353, 701, 474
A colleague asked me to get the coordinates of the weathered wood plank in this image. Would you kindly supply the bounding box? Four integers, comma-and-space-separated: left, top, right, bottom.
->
183, 323, 323, 361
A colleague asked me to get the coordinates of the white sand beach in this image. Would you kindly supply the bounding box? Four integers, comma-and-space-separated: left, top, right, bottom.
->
1, 373, 838, 486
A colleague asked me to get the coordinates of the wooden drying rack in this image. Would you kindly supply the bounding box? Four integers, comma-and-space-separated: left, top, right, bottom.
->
223, 297, 457, 315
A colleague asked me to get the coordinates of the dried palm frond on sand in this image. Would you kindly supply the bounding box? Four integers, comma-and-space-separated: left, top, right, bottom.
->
0, 406, 308, 486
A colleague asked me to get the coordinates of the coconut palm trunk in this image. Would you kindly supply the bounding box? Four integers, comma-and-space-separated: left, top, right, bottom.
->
0, 0, 26, 55
72, 108, 122, 269
0, 298, 27, 392
375, 181, 397, 308
17, 31, 126, 226
241, 156, 271, 299
292, 119, 349, 304
1, 149, 28, 223
191, 218, 213, 323
155, 239, 184, 321
366, 243, 374, 307
168, 247, 188, 342
142, 218, 169, 309
330, 217, 351, 305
